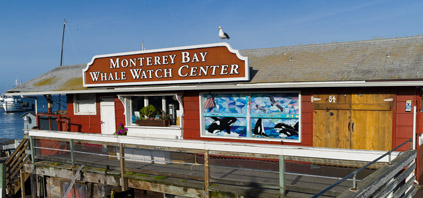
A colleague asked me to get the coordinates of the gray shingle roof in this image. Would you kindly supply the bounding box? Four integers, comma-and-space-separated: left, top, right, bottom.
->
243, 36, 423, 83
8, 36, 423, 94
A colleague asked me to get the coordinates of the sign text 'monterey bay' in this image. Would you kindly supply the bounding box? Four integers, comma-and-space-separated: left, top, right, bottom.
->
83, 43, 249, 87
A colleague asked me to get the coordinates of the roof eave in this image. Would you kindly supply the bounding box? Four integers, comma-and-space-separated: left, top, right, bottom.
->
6, 80, 423, 96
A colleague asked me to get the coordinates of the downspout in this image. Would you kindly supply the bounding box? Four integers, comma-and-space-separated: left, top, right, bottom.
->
413, 105, 416, 150
413, 105, 419, 185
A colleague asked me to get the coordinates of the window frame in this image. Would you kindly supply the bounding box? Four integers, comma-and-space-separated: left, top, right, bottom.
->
118, 93, 183, 127
199, 91, 302, 143
73, 94, 97, 115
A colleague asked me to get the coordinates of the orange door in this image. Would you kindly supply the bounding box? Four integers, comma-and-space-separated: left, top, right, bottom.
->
351, 93, 393, 151
313, 94, 351, 149
313, 93, 393, 151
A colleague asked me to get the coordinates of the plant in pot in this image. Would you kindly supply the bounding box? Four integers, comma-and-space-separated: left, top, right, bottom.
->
114, 123, 128, 136
136, 105, 171, 127
140, 105, 157, 120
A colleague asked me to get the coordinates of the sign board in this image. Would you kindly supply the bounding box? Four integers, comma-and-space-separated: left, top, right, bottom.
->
83, 43, 249, 87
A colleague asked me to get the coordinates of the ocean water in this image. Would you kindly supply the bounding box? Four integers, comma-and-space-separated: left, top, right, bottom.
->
0, 95, 67, 140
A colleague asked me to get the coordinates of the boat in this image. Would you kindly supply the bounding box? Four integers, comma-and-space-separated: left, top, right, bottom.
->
0, 94, 4, 106
2, 95, 32, 112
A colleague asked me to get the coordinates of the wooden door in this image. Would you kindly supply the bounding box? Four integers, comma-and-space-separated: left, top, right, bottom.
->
100, 97, 116, 135
351, 93, 393, 151
313, 94, 351, 149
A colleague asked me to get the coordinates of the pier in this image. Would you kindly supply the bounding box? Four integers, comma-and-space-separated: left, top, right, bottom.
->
1, 130, 413, 197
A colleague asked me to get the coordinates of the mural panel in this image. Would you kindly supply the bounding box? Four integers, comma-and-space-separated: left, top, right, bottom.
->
202, 92, 300, 142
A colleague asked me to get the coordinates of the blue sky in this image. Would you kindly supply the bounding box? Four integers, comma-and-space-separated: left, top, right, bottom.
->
1, 0, 423, 93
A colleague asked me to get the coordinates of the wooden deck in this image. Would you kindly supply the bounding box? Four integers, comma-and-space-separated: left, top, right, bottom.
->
32, 151, 376, 198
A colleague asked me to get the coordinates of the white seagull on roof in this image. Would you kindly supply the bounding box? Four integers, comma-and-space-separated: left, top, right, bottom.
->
218, 26, 230, 40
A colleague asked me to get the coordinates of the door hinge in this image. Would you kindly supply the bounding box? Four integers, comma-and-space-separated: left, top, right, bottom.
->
311, 96, 321, 102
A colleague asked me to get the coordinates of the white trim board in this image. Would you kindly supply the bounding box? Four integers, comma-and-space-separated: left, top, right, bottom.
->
8, 80, 423, 97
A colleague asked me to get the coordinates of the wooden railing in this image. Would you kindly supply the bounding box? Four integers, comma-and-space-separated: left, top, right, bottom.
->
5, 138, 30, 196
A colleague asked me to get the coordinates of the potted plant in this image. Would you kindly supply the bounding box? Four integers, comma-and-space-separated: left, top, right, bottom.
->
114, 123, 128, 135
139, 105, 157, 120
136, 106, 171, 127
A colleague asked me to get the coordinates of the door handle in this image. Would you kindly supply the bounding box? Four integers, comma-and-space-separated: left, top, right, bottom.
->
352, 122, 354, 132
348, 122, 351, 132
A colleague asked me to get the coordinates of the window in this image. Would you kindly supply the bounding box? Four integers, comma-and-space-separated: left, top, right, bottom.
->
122, 94, 182, 126
201, 92, 301, 142
73, 94, 97, 115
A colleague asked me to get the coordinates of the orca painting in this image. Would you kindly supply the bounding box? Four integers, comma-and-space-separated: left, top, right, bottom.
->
207, 117, 237, 134
253, 118, 267, 136
274, 122, 299, 137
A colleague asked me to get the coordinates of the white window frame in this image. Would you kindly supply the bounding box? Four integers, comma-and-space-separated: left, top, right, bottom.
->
73, 94, 97, 115
199, 91, 302, 143
118, 93, 184, 128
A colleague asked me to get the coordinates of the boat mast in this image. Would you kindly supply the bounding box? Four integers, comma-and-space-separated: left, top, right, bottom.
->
58, 19, 66, 112
60, 19, 66, 67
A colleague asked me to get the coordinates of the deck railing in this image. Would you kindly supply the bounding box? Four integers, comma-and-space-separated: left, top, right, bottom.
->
25, 130, 413, 197
5, 138, 30, 196
313, 139, 416, 198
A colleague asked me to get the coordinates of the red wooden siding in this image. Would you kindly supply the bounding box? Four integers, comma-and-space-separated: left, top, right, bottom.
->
66, 94, 102, 133
114, 97, 126, 130
394, 91, 417, 151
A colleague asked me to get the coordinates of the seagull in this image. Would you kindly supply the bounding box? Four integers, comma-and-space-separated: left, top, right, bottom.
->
218, 26, 230, 40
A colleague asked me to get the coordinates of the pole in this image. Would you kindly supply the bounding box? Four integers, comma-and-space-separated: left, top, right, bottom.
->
119, 143, 127, 191
413, 105, 416, 150
20, 169, 25, 198
30, 136, 35, 163
70, 140, 75, 167
0, 163, 5, 198
204, 150, 210, 198
60, 19, 66, 67
279, 155, 285, 197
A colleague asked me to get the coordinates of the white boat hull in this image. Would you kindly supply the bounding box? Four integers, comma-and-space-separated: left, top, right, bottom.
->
1, 96, 30, 112
3, 102, 25, 112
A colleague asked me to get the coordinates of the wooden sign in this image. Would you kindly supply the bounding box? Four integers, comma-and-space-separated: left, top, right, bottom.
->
83, 43, 249, 87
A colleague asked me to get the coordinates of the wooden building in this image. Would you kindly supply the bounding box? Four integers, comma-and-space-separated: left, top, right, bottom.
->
7, 36, 423, 197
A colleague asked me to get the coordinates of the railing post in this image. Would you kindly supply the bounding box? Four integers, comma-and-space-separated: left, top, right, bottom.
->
29, 136, 35, 163
351, 174, 357, 191
388, 151, 392, 165
70, 139, 75, 167
20, 169, 25, 198
279, 155, 285, 197
119, 143, 128, 191
0, 163, 5, 198
204, 150, 210, 198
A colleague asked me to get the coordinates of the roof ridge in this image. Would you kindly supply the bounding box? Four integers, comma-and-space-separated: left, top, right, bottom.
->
241, 35, 423, 51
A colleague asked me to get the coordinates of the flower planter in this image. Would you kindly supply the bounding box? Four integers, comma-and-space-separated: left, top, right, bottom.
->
136, 119, 171, 127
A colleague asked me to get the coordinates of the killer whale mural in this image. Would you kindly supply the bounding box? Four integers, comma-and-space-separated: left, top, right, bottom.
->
275, 122, 299, 137
203, 92, 299, 141
253, 118, 298, 138
207, 117, 237, 134
253, 118, 267, 136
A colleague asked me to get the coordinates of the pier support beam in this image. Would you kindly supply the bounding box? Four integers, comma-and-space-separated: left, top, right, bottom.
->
70, 139, 75, 167
119, 143, 128, 191
279, 155, 285, 197
29, 136, 35, 163
0, 163, 5, 198
204, 150, 210, 198
20, 169, 25, 198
